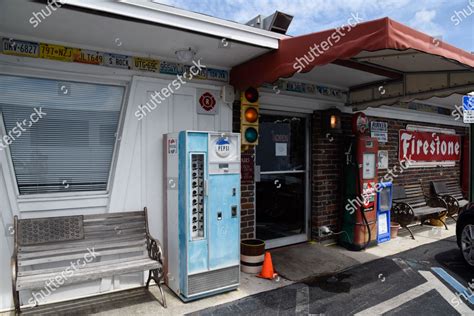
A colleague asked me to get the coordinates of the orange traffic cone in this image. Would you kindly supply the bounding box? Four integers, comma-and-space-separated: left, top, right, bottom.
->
257, 251, 278, 279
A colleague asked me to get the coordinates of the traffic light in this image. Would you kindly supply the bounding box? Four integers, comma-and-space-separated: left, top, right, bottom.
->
241, 87, 259, 146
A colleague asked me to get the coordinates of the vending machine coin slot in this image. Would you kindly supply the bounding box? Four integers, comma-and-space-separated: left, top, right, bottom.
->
219, 163, 229, 172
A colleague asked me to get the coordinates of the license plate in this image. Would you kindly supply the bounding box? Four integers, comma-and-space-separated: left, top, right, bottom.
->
185, 64, 207, 79
207, 68, 228, 82
160, 61, 184, 75
2, 38, 39, 57
73, 49, 103, 65
104, 53, 131, 69
133, 57, 160, 72
286, 81, 305, 93
40, 43, 76, 62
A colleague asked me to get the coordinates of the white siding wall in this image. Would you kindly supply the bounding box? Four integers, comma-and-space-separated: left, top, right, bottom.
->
0, 166, 15, 310
0, 74, 231, 311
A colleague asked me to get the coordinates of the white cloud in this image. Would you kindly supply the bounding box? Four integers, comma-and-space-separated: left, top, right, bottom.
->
409, 9, 444, 37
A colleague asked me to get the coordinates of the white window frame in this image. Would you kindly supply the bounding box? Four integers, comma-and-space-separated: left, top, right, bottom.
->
0, 66, 130, 211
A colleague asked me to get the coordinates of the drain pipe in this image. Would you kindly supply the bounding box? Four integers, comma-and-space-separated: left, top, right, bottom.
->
470, 123, 473, 202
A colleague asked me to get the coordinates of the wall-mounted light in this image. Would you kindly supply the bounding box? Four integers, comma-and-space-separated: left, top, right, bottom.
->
322, 108, 342, 133
175, 47, 196, 63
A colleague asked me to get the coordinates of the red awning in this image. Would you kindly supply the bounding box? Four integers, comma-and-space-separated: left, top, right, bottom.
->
230, 17, 474, 92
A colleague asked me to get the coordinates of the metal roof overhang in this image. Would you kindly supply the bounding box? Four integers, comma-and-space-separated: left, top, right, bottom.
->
230, 18, 474, 110
63, 0, 284, 49
0, 0, 281, 69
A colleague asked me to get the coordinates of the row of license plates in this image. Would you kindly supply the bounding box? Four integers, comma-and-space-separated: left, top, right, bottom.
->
1, 38, 229, 81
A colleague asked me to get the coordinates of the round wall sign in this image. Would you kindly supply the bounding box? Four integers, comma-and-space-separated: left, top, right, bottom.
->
199, 92, 217, 112
215, 137, 232, 158
352, 112, 369, 136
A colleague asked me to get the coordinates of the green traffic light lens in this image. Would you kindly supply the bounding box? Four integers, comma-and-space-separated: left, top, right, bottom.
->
245, 127, 258, 143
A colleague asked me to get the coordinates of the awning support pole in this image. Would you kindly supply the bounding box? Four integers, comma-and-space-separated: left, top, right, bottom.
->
470, 124, 473, 202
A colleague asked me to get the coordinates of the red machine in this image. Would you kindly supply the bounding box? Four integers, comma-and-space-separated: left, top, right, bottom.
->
354, 135, 379, 248
341, 113, 379, 250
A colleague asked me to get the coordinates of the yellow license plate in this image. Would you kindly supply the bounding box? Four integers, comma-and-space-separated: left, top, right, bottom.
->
40, 43, 77, 62
133, 57, 160, 72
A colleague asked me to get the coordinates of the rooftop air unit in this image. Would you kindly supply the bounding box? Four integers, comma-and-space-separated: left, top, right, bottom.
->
246, 11, 293, 34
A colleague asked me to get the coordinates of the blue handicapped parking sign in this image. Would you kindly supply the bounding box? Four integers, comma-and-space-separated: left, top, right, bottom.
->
462, 95, 474, 123
463, 95, 474, 110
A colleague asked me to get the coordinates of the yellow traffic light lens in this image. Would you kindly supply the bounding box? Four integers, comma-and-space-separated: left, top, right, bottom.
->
244, 108, 258, 123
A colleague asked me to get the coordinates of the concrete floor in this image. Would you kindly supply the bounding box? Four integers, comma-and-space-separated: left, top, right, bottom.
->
5, 272, 292, 316
271, 242, 360, 281
2, 222, 457, 315
333, 222, 457, 265
191, 231, 471, 315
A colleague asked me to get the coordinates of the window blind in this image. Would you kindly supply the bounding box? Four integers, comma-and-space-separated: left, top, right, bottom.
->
0, 75, 124, 195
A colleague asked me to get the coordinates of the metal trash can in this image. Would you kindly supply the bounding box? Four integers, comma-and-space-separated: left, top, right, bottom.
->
240, 239, 265, 274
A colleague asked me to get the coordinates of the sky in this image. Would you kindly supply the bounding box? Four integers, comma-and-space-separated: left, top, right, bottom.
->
156, 0, 474, 53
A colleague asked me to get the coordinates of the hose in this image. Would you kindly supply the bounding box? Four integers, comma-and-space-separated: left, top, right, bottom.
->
360, 206, 372, 250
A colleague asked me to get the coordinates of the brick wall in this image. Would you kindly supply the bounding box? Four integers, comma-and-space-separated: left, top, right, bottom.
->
234, 100, 468, 242
240, 179, 255, 240
233, 101, 255, 240
311, 112, 349, 240
311, 111, 468, 241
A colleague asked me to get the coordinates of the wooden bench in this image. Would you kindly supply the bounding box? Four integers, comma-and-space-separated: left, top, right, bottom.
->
431, 180, 469, 221
11, 207, 166, 313
391, 183, 448, 239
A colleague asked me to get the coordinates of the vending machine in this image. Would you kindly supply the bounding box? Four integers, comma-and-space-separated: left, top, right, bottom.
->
164, 131, 241, 301
341, 113, 379, 250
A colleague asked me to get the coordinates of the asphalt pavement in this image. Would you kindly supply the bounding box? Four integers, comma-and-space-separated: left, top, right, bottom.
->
189, 236, 474, 316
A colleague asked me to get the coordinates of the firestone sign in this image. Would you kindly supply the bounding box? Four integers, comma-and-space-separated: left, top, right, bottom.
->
399, 130, 461, 162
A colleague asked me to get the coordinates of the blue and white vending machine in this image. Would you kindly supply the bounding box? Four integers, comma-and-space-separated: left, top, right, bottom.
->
164, 131, 241, 301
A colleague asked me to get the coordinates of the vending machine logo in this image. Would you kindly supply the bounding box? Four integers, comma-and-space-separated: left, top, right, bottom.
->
215, 137, 231, 157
